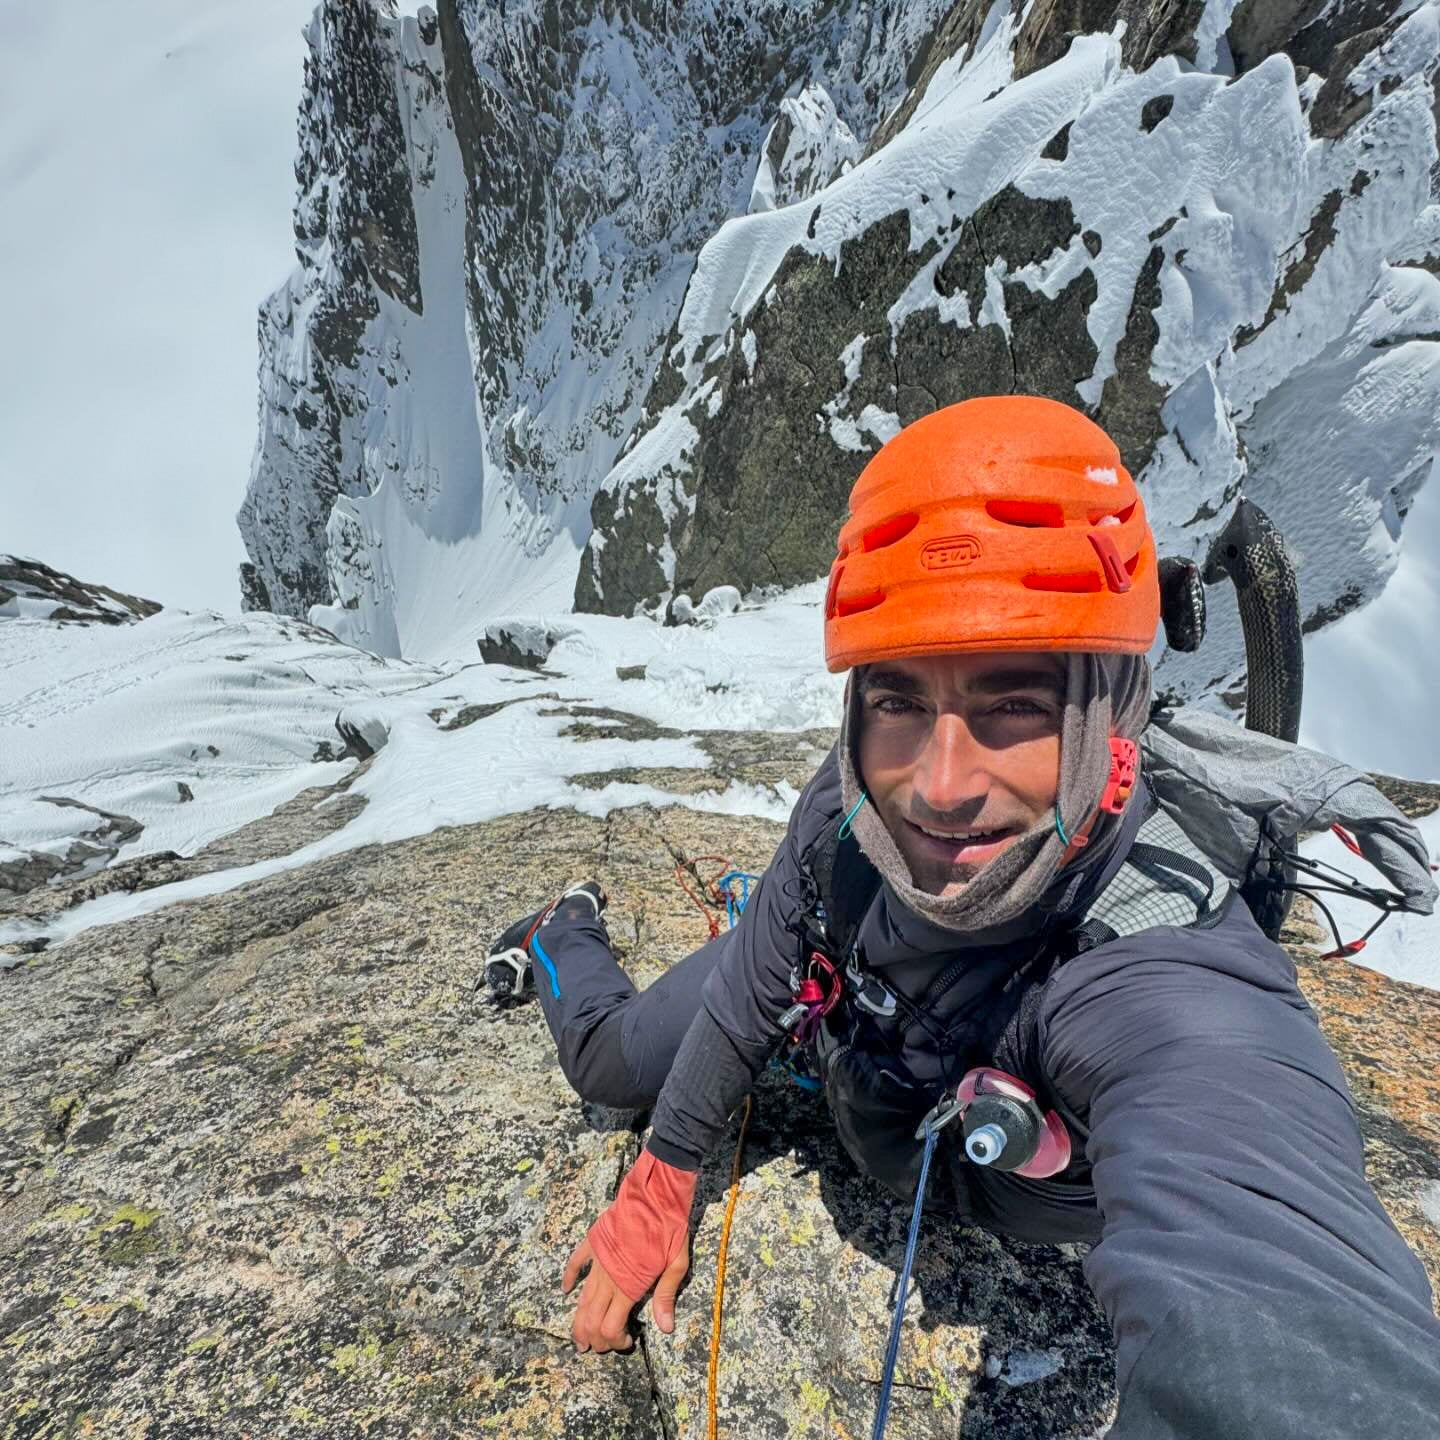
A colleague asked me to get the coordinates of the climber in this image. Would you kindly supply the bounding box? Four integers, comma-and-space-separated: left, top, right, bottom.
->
485, 396, 1440, 1437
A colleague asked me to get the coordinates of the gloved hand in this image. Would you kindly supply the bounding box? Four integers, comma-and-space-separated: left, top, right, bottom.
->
562, 1148, 698, 1353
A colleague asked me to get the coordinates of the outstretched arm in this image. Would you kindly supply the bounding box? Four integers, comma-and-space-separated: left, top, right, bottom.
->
1039, 906, 1440, 1439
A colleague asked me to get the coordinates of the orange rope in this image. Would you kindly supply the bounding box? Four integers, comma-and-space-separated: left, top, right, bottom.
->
672, 845, 753, 1436
673, 853, 733, 939
707, 1093, 752, 1440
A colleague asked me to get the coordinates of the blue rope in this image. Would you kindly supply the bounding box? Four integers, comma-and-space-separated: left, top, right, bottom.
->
717, 869, 761, 929
838, 791, 868, 840
871, 1118, 938, 1440
1054, 804, 1071, 846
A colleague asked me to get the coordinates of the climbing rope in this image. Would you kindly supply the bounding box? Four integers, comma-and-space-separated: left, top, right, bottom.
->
672, 853, 761, 939
669, 852, 762, 1440
716, 869, 760, 929
708, 1093, 752, 1440
871, 1118, 940, 1440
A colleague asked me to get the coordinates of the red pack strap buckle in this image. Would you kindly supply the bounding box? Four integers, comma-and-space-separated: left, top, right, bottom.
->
1099, 736, 1138, 815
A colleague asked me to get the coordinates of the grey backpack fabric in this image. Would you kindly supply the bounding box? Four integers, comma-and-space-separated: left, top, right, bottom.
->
1140, 706, 1437, 932
1083, 799, 1233, 941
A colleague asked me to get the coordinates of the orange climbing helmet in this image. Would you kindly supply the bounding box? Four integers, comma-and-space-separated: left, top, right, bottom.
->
823, 395, 1160, 671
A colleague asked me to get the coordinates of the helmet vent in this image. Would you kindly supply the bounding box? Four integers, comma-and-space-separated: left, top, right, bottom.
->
1089, 500, 1137, 526
835, 588, 886, 618
987, 500, 1064, 528
1024, 571, 1103, 594
862, 512, 919, 551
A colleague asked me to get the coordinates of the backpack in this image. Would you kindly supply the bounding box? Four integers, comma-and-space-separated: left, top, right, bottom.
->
786, 708, 1437, 1198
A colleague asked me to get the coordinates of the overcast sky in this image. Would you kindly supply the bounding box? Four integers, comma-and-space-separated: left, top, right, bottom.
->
0, 0, 317, 612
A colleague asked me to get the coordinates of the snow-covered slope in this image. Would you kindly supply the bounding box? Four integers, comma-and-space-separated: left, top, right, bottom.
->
5, 568, 1436, 995
0, 568, 839, 934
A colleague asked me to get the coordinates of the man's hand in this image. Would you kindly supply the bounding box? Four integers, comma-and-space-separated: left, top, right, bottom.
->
560, 1148, 699, 1353
562, 1235, 690, 1352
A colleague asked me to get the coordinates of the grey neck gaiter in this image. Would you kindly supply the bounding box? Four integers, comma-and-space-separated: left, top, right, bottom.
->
838, 652, 1152, 941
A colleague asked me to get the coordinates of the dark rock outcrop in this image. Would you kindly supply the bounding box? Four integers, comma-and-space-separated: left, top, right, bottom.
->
0, 798, 143, 900
572, 0, 1440, 744
0, 557, 160, 626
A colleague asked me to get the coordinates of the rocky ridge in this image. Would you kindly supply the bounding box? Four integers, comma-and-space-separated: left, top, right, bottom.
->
0, 557, 160, 627
3, 733, 1437, 1439
576, 0, 1440, 712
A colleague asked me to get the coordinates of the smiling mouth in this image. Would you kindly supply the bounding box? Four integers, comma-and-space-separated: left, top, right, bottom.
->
913, 821, 1011, 842
905, 819, 1019, 860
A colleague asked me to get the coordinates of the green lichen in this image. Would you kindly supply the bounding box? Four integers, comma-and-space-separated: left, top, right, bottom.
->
331, 1334, 381, 1374
931, 1369, 956, 1409
787, 1211, 818, 1246
87, 1202, 160, 1241
186, 1330, 224, 1356
87, 1202, 163, 1265
799, 1378, 830, 1415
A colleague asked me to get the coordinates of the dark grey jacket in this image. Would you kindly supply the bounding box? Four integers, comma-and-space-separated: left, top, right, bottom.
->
648, 747, 1440, 1439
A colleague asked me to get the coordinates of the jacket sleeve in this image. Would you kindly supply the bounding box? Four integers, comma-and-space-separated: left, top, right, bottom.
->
1038, 902, 1440, 1440
645, 750, 841, 1170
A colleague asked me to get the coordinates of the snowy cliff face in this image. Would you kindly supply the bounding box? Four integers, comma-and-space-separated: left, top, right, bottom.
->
239, 0, 951, 658
576, 0, 1440, 706
237, 2, 479, 654
241, 0, 1440, 701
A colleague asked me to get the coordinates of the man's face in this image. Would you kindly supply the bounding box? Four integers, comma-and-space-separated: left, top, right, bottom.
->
856, 651, 1065, 897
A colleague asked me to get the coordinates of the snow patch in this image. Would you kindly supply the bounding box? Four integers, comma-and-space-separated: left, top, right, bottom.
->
0, 583, 843, 947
